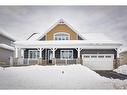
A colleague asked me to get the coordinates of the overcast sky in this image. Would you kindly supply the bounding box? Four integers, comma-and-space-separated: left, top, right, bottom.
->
0, 6, 127, 47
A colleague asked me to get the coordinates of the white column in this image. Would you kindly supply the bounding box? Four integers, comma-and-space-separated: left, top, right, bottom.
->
15, 48, 18, 58
52, 48, 55, 58
21, 49, 24, 58
39, 48, 42, 58
19, 49, 24, 58
78, 48, 80, 58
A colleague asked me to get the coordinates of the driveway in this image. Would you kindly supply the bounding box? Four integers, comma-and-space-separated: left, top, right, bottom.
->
95, 71, 127, 80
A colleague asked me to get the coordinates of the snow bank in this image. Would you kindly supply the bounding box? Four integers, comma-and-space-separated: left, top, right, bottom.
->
0, 65, 127, 89
114, 65, 127, 75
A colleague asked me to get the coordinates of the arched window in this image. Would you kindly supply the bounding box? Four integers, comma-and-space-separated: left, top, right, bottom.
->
54, 32, 70, 40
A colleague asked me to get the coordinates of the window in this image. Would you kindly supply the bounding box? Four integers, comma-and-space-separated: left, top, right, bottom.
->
54, 32, 70, 40
105, 56, 111, 58
84, 56, 90, 58
60, 50, 73, 59
29, 50, 39, 59
91, 56, 97, 58
98, 56, 104, 58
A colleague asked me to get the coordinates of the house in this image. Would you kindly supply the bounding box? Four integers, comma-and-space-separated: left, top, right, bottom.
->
14, 19, 122, 70
119, 48, 127, 65
0, 30, 15, 65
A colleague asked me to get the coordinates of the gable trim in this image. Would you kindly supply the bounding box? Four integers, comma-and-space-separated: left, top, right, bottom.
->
37, 19, 85, 40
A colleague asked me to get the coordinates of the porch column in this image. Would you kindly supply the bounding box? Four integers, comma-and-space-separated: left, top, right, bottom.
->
116, 48, 119, 58
21, 49, 24, 58
39, 48, 42, 58
52, 48, 56, 65
77, 48, 80, 58
15, 48, 18, 58
52, 48, 55, 58
77, 48, 82, 64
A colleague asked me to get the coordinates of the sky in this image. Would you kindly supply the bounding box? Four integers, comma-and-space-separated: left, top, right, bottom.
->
0, 6, 127, 47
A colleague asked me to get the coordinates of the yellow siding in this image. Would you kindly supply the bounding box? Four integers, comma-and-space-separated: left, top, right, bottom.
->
46, 24, 77, 40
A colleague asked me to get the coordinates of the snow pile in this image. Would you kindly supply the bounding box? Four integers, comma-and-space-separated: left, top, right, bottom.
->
114, 65, 127, 75
0, 65, 127, 89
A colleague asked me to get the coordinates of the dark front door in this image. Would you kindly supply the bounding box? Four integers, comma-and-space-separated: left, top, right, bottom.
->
47, 50, 53, 64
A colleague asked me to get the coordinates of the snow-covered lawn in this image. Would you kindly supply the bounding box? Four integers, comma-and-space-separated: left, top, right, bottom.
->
0, 64, 127, 89
114, 65, 127, 75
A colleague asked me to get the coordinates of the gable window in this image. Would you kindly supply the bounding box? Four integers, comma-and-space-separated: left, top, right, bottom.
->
60, 50, 73, 59
28, 50, 39, 59
54, 32, 70, 40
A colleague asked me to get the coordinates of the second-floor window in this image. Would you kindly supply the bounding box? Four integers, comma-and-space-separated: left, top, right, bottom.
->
54, 32, 70, 40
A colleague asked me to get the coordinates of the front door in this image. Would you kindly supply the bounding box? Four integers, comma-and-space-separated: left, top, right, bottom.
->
48, 50, 53, 64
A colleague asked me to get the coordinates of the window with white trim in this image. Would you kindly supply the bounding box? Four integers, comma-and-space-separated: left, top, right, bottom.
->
54, 32, 70, 40
29, 50, 39, 59
60, 50, 73, 59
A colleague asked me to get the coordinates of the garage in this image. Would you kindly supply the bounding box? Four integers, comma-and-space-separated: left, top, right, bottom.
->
82, 54, 114, 70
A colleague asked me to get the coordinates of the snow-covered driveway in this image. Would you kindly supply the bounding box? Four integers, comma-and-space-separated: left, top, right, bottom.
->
0, 65, 127, 89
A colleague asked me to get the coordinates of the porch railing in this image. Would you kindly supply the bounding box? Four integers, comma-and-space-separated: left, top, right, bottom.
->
10, 58, 83, 66
52, 58, 82, 65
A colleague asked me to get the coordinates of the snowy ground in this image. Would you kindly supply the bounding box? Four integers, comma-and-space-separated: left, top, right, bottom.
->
114, 65, 127, 75
0, 64, 127, 89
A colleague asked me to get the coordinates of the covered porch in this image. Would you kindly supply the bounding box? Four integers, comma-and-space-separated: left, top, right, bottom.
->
13, 47, 82, 66
12, 40, 121, 66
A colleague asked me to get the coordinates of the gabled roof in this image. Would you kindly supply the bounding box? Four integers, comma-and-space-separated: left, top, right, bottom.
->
25, 19, 122, 46
26, 33, 42, 41
26, 32, 120, 44
27, 19, 85, 41
0, 29, 16, 41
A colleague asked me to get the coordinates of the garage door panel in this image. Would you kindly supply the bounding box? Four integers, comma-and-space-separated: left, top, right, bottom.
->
82, 54, 114, 70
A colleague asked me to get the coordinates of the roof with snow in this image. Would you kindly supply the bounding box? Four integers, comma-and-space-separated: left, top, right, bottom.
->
0, 30, 16, 41
15, 19, 122, 49
0, 44, 15, 51
26, 32, 120, 44
26, 19, 120, 44
14, 40, 121, 49
27, 19, 85, 41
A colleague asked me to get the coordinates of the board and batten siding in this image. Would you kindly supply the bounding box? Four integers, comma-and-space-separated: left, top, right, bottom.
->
46, 24, 78, 40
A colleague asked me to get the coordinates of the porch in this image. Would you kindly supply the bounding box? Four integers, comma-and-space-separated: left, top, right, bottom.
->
12, 47, 83, 66
13, 40, 121, 66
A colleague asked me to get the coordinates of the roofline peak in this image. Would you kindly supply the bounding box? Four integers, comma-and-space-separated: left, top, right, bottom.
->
58, 18, 65, 24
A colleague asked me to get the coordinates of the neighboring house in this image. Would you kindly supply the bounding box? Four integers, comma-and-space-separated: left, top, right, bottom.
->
14, 19, 122, 70
119, 48, 127, 65
0, 30, 15, 65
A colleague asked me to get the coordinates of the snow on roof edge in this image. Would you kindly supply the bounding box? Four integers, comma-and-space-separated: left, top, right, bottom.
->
14, 40, 122, 46
0, 29, 16, 41
0, 44, 15, 51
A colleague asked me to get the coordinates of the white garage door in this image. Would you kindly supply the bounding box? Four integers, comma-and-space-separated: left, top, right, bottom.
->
82, 54, 114, 70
